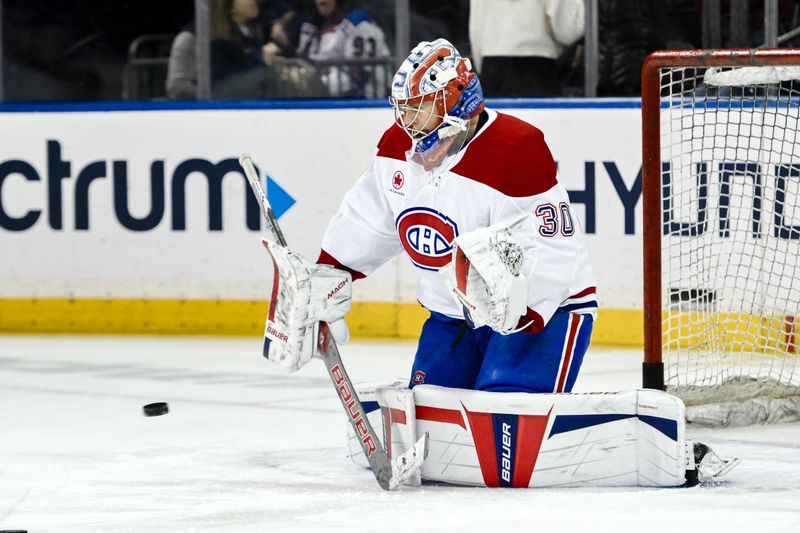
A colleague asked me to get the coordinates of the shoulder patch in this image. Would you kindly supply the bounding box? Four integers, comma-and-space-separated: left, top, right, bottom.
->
451, 112, 558, 197
377, 123, 411, 162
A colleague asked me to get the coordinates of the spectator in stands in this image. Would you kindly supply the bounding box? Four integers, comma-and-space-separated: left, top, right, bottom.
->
166, 24, 197, 99
210, 0, 276, 97
296, 0, 392, 98
166, 0, 298, 99
597, 0, 666, 96
409, 0, 471, 54
469, 0, 585, 96
264, 3, 303, 61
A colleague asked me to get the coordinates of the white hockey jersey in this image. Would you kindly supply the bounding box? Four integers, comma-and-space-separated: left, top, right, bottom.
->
319, 109, 597, 333
297, 10, 391, 98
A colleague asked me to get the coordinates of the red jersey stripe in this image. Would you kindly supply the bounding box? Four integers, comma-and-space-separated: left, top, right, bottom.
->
556, 315, 582, 392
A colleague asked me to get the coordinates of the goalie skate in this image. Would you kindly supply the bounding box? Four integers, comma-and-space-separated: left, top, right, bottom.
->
685, 442, 742, 486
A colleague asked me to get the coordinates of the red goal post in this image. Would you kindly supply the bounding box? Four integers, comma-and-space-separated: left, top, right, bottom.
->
641, 49, 800, 424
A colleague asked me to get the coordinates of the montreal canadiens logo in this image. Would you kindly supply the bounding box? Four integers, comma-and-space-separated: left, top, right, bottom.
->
396, 207, 458, 270
392, 171, 405, 189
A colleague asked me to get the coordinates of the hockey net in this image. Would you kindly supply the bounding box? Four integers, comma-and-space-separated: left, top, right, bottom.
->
642, 49, 800, 426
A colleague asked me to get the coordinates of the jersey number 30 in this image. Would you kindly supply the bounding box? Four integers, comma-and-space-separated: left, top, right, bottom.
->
535, 203, 575, 237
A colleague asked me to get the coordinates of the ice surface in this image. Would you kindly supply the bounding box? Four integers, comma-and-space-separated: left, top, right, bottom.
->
0, 336, 799, 532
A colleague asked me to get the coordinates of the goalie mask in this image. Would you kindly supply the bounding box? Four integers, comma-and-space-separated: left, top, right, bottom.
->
389, 39, 485, 180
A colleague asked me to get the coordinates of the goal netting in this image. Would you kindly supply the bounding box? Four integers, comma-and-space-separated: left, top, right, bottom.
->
642, 50, 800, 426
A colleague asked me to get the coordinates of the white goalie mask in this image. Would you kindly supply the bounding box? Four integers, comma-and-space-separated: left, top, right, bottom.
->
389, 39, 485, 181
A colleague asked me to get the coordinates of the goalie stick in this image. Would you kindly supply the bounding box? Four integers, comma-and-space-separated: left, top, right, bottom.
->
238, 154, 428, 490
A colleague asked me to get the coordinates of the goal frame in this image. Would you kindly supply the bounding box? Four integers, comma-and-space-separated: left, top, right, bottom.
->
641, 48, 800, 391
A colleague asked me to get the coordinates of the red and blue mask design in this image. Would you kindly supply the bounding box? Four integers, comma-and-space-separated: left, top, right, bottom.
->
389, 39, 485, 176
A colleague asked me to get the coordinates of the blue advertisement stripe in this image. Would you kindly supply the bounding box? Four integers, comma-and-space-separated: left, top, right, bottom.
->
488, 97, 641, 109
0, 97, 642, 113
660, 97, 800, 110
7, 95, 792, 114
0, 98, 388, 113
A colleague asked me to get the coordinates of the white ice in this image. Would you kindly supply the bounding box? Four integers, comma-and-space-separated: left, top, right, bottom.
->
1, 336, 799, 532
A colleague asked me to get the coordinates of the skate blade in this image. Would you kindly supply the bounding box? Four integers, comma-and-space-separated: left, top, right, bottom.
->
715, 457, 742, 478
699, 456, 742, 484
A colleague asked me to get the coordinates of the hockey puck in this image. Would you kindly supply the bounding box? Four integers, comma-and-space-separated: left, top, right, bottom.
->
143, 402, 169, 417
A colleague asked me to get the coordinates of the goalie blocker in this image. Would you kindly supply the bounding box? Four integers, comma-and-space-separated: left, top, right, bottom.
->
347, 384, 739, 487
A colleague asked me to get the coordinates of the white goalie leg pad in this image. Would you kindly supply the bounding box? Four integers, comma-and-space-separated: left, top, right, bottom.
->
411, 386, 688, 487
345, 379, 405, 468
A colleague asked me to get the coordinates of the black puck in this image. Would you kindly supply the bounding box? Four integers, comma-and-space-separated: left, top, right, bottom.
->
143, 402, 169, 417
1, 530, 29, 532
